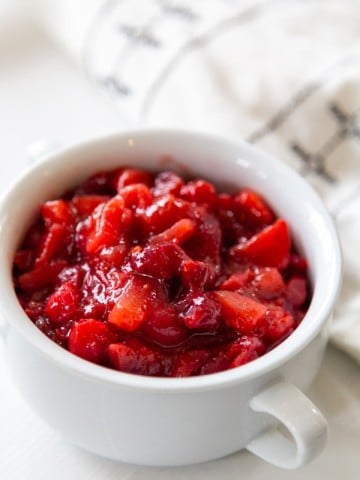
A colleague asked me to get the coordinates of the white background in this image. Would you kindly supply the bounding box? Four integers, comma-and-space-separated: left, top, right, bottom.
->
0, 6, 359, 480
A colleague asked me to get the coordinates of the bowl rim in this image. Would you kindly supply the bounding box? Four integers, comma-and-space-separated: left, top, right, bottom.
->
0, 128, 343, 392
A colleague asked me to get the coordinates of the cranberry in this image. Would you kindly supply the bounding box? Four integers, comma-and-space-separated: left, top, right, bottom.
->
45, 281, 79, 325
130, 242, 185, 280
13, 249, 34, 272
18, 260, 67, 293
199, 351, 229, 375
72, 195, 109, 217
118, 184, 153, 210
143, 305, 187, 347
116, 168, 153, 190
234, 189, 275, 228
286, 276, 308, 307
177, 292, 221, 331
179, 259, 212, 291
172, 350, 210, 377
143, 194, 192, 234
180, 179, 217, 208
108, 341, 164, 376
86, 197, 133, 254
68, 319, 114, 364
152, 171, 184, 196
80, 171, 114, 195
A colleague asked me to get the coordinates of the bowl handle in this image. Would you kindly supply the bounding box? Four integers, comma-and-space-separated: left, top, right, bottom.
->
246, 379, 327, 469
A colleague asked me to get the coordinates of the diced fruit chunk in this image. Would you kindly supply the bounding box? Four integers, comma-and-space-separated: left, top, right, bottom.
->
68, 319, 114, 363
45, 281, 79, 324
226, 335, 265, 360
234, 189, 275, 227
86, 196, 132, 253
107, 276, 150, 332
262, 306, 295, 343
181, 180, 217, 207
35, 223, 66, 267
230, 348, 259, 368
143, 194, 192, 234
18, 260, 67, 293
214, 290, 266, 334
253, 267, 285, 299
108, 341, 164, 376
172, 350, 210, 377
72, 195, 109, 216
118, 184, 153, 209
180, 259, 212, 291
286, 276, 308, 307
220, 270, 254, 291
153, 171, 184, 196
116, 168, 153, 190
231, 219, 290, 269
14, 249, 33, 272
184, 212, 221, 264
41, 200, 72, 227
199, 351, 229, 375
98, 244, 128, 267
149, 218, 196, 245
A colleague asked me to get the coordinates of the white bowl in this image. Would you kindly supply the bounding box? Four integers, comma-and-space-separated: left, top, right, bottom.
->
0, 130, 342, 469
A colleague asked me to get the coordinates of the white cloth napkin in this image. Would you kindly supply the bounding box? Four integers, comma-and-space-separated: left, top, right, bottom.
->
32, 0, 360, 364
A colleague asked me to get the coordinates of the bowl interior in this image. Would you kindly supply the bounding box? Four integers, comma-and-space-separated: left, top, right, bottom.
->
0, 129, 342, 390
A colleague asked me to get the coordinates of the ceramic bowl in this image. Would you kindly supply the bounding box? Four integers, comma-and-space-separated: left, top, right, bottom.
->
0, 130, 342, 469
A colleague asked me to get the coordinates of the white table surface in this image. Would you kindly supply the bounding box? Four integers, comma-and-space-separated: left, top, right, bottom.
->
0, 13, 359, 480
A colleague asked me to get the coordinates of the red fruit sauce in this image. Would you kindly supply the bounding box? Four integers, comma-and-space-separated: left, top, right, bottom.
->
13, 167, 311, 377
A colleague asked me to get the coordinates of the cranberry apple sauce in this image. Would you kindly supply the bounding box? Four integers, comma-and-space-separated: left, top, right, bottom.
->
13, 167, 310, 377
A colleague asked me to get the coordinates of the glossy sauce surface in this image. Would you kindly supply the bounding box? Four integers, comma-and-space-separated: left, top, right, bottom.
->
13, 167, 310, 377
